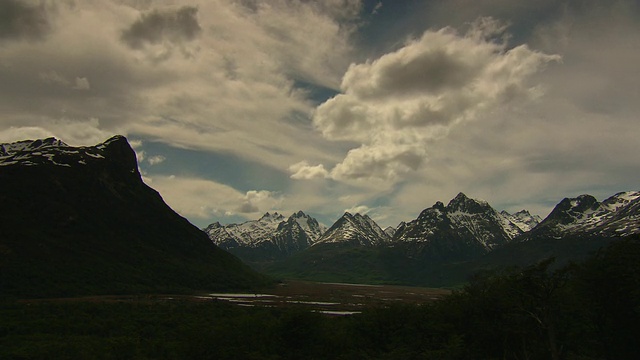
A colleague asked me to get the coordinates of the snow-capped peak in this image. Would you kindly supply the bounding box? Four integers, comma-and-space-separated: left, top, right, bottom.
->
0, 137, 68, 157
524, 191, 640, 239
288, 210, 326, 242
205, 211, 326, 257
447, 192, 491, 214
500, 210, 542, 232
315, 212, 390, 246
0, 135, 133, 169
602, 191, 640, 211
259, 212, 285, 224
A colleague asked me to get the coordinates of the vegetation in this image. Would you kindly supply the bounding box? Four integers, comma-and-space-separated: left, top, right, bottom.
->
265, 233, 617, 288
2, 236, 638, 359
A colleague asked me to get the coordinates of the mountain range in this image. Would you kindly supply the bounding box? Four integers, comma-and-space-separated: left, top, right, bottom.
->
1, 134, 637, 294
0, 136, 268, 298
207, 190, 640, 285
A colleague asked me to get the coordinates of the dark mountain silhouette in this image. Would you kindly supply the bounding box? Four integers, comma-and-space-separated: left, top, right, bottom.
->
0, 136, 268, 298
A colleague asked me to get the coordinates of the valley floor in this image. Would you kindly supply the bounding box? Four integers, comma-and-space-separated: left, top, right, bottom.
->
13, 280, 451, 315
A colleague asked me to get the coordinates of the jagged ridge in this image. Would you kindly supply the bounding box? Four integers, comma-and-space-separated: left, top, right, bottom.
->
315, 212, 390, 247
0, 136, 268, 297
521, 191, 640, 240
205, 211, 327, 264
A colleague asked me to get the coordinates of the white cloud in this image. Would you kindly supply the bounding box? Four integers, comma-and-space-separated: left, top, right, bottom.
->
147, 155, 166, 165
148, 175, 245, 220
344, 204, 370, 215
73, 77, 91, 90
237, 190, 283, 214
2, 0, 638, 230
147, 175, 283, 221
308, 18, 560, 184
289, 161, 329, 179
0, 118, 116, 146
0, 0, 357, 170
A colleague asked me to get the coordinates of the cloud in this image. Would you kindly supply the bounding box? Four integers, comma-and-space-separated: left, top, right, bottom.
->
0, 118, 115, 147
147, 155, 166, 165
308, 17, 560, 183
344, 204, 370, 215
121, 6, 201, 49
73, 77, 91, 90
237, 190, 283, 214
147, 175, 282, 222
0, 0, 52, 41
289, 161, 329, 179
0, 0, 356, 169
383, 0, 640, 222
39, 71, 90, 91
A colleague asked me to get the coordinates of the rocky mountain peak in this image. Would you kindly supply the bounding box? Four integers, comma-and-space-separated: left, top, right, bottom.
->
545, 194, 600, 225
446, 192, 491, 214
0, 137, 68, 157
395, 193, 525, 257
315, 212, 389, 247
259, 212, 285, 223
519, 191, 640, 240
500, 210, 542, 233
0, 135, 140, 179
206, 211, 326, 263
602, 191, 640, 211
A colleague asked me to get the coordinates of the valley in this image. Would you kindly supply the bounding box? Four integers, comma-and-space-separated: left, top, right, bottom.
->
16, 280, 451, 316
1, 135, 639, 359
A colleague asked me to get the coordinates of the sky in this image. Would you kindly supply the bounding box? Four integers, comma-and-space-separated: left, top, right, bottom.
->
1, 0, 639, 228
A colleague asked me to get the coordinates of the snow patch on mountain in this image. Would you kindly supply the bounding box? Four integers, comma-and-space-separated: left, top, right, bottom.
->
394, 193, 540, 252
500, 210, 542, 233
0, 136, 129, 168
314, 212, 390, 247
523, 191, 640, 239
205, 211, 327, 256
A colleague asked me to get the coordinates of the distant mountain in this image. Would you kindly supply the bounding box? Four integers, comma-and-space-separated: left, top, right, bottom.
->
500, 210, 542, 233
519, 191, 640, 241
205, 211, 327, 266
315, 212, 390, 247
266, 191, 639, 287
383, 226, 396, 238
0, 136, 268, 298
392, 193, 534, 261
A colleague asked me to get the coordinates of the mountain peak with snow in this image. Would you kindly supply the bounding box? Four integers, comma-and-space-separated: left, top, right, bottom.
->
315, 212, 390, 247
259, 212, 285, 223
394, 193, 534, 256
522, 192, 640, 239
500, 210, 543, 233
0, 135, 137, 175
447, 192, 491, 214
205, 211, 326, 263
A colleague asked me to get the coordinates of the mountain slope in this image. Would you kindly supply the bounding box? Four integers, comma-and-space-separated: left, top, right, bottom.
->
0, 136, 269, 298
520, 191, 640, 241
268, 191, 638, 286
500, 210, 542, 233
205, 211, 326, 265
315, 212, 390, 247
391, 193, 530, 261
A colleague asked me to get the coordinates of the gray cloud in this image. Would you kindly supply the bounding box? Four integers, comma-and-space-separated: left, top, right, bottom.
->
236, 190, 282, 214
0, 0, 52, 41
305, 18, 559, 183
121, 6, 202, 49
374, 50, 479, 97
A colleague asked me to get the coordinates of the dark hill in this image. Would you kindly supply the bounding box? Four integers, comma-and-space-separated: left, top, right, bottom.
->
0, 136, 269, 298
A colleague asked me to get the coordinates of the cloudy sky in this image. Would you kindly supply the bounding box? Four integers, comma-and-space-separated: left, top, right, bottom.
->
1, 0, 639, 228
